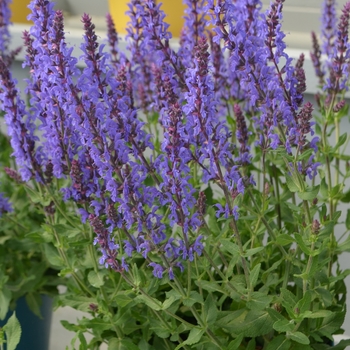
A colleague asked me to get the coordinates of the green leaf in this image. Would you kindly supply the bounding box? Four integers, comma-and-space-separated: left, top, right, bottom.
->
25, 293, 42, 318
317, 310, 346, 339
315, 288, 333, 307
108, 338, 139, 350
331, 339, 350, 350
114, 292, 135, 308
304, 310, 333, 318
276, 234, 294, 246
295, 290, 312, 314
204, 294, 218, 325
183, 291, 204, 307
246, 292, 273, 311
280, 288, 297, 309
346, 209, 350, 230
150, 319, 171, 339
334, 133, 347, 151
24, 186, 43, 204
216, 309, 273, 337
228, 334, 244, 350
3, 312, 22, 350
220, 239, 240, 256
285, 175, 299, 193
57, 295, 94, 313
273, 318, 295, 332
243, 246, 264, 257
174, 327, 204, 350
288, 331, 310, 345
88, 270, 106, 288
135, 294, 162, 311
320, 178, 328, 199
297, 185, 320, 201
207, 207, 220, 235
162, 291, 181, 310
44, 243, 64, 267
249, 263, 261, 288
195, 280, 227, 295
266, 335, 292, 350
294, 234, 311, 255
0, 287, 11, 320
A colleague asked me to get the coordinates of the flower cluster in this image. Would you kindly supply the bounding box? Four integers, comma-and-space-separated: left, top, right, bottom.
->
0, 0, 321, 280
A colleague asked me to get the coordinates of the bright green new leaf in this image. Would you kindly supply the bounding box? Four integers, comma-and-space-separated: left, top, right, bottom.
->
288, 331, 310, 345
3, 312, 22, 350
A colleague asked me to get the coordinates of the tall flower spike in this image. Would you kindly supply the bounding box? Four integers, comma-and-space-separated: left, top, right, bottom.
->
321, 0, 338, 57
0, 0, 11, 54
0, 58, 43, 182
125, 0, 153, 111
106, 13, 120, 65
326, 2, 350, 93
233, 104, 250, 164
310, 32, 325, 86
179, 0, 208, 66
0, 0, 21, 66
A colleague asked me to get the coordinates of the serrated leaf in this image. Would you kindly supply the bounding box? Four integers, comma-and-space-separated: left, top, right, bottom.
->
315, 288, 333, 307
320, 178, 328, 199
162, 292, 181, 310
135, 294, 162, 311
246, 292, 273, 311
183, 291, 204, 307
294, 234, 311, 255
346, 209, 350, 230
220, 239, 240, 255
273, 318, 295, 332
114, 292, 135, 308
276, 234, 294, 246
25, 292, 42, 318
228, 334, 244, 350
305, 310, 333, 318
57, 295, 94, 313
217, 309, 273, 337
286, 175, 299, 192
150, 319, 171, 338
208, 207, 220, 235
297, 185, 319, 201
295, 290, 312, 314
204, 294, 218, 325
108, 338, 139, 350
280, 288, 297, 309
243, 246, 264, 257
288, 331, 310, 345
266, 335, 292, 350
44, 243, 64, 267
332, 339, 350, 350
174, 327, 204, 350
195, 280, 227, 294
0, 287, 11, 320
88, 270, 106, 288
249, 263, 261, 288
3, 312, 22, 350
334, 133, 347, 151
317, 310, 346, 339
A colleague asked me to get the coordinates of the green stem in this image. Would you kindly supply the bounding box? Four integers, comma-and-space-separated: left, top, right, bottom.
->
202, 249, 239, 294
247, 188, 289, 258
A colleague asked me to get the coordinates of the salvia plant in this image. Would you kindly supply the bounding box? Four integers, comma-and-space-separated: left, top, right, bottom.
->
1, 0, 350, 349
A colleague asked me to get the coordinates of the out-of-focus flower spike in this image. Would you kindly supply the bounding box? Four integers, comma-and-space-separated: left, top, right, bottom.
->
321, 0, 338, 57
310, 32, 326, 86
